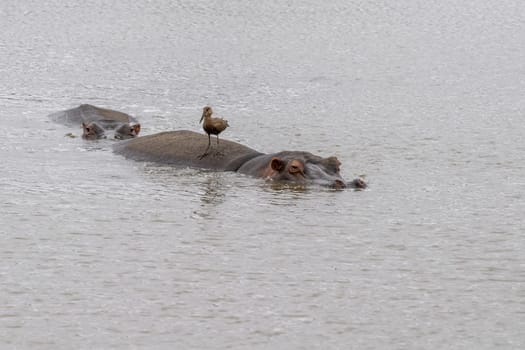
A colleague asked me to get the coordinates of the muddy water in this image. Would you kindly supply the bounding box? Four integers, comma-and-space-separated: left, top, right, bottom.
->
1, 1, 524, 349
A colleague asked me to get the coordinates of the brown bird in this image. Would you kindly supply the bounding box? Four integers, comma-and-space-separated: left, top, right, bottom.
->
198, 106, 229, 158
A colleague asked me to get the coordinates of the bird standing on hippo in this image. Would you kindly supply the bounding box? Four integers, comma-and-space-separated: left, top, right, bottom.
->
113, 130, 366, 189
198, 106, 229, 158
49, 104, 141, 139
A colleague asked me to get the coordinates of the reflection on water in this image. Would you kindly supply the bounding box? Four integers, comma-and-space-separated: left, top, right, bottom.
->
79, 140, 113, 152
195, 173, 227, 219
199, 174, 226, 206
268, 181, 310, 193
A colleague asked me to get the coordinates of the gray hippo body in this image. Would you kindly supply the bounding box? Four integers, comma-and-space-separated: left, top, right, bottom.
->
113, 130, 261, 171
113, 130, 365, 189
49, 104, 141, 139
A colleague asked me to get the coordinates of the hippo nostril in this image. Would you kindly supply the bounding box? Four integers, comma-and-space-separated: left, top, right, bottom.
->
345, 178, 367, 189
333, 179, 346, 189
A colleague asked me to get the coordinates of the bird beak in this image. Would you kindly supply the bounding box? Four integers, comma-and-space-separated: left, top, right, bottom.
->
199, 114, 204, 123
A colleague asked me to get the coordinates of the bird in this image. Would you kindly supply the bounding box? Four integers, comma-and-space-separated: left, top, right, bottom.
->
198, 106, 229, 158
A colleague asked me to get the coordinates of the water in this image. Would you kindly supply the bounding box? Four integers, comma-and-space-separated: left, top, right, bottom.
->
1, 1, 524, 349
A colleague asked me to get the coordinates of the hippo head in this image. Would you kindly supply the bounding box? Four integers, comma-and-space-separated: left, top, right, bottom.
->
257, 152, 351, 189
81, 122, 106, 140
115, 123, 141, 140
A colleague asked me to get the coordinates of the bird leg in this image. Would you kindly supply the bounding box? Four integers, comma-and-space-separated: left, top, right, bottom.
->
214, 134, 225, 156
198, 134, 212, 159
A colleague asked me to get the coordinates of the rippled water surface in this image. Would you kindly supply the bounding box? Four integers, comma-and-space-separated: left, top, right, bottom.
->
1, 1, 524, 349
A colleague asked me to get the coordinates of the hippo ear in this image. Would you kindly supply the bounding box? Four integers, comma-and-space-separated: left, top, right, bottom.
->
270, 157, 285, 172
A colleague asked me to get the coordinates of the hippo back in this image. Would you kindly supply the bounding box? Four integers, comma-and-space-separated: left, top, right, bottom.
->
49, 104, 138, 129
113, 130, 261, 171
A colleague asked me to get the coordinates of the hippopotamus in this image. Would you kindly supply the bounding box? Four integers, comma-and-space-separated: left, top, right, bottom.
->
49, 104, 141, 139
81, 121, 140, 140
113, 130, 366, 189
82, 122, 106, 140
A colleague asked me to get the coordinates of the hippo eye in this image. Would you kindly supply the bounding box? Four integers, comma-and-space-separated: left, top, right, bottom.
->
85, 127, 90, 132
289, 165, 303, 175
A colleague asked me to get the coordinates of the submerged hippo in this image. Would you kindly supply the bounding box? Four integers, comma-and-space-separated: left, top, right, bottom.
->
114, 123, 141, 140
113, 130, 366, 189
81, 121, 141, 140
49, 104, 141, 139
82, 122, 106, 140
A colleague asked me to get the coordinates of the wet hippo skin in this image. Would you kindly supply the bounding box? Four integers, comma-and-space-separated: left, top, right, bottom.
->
49, 104, 141, 139
113, 130, 366, 189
